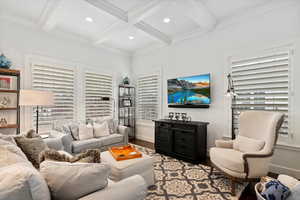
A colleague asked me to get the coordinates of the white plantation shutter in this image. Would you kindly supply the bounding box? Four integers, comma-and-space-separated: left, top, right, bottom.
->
32, 63, 75, 130
231, 51, 290, 136
137, 74, 159, 120
85, 72, 113, 119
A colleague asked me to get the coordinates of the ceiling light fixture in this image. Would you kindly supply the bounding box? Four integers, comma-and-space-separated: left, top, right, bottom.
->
85, 17, 93, 22
128, 36, 135, 40
163, 17, 171, 23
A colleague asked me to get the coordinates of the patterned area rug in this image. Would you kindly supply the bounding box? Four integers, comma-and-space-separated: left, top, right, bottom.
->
132, 144, 247, 200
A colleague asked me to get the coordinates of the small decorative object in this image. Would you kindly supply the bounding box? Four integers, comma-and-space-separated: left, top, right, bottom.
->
0, 54, 12, 69
181, 113, 187, 121
122, 76, 130, 85
187, 116, 192, 122
0, 118, 7, 126
175, 112, 180, 120
0, 96, 11, 108
122, 99, 132, 107
168, 112, 174, 120
0, 77, 12, 89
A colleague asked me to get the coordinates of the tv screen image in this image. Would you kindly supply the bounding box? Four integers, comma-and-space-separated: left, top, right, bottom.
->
168, 74, 211, 107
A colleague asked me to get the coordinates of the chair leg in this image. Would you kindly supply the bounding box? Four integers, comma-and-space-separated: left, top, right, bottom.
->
209, 166, 213, 176
231, 179, 236, 196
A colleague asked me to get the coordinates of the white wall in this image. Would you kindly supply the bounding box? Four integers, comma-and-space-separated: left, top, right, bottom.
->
132, 2, 300, 177
0, 18, 131, 132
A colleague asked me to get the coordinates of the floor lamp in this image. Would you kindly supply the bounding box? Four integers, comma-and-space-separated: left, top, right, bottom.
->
226, 74, 238, 139
20, 90, 54, 134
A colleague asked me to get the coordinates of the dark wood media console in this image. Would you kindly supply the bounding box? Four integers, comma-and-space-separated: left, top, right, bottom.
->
154, 119, 209, 164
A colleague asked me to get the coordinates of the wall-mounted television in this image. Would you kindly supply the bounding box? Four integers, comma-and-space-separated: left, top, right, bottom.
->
168, 73, 211, 108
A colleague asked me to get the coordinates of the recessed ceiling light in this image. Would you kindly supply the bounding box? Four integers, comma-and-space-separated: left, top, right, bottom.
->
85, 17, 93, 22
163, 17, 171, 23
128, 36, 135, 40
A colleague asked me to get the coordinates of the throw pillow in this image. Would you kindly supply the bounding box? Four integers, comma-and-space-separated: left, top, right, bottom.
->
40, 161, 110, 200
261, 180, 291, 200
14, 136, 48, 169
72, 149, 101, 163
39, 149, 101, 164
94, 122, 110, 138
286, 184, 300, 200
95, 116, 116, 134
69, 122, 79, 140
233, 135, 265, 152
78, 124, 94, 140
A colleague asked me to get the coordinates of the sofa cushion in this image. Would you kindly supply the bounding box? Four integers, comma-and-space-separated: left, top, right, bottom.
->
0, 140, 30, 168
72, 138, 101, 153
40, 161, 110, 200
0, 164, 51, 200
93, 116, 117, 134
14, 136, 48, 169
278, 174, 300, 190
0, 133, 17, 145
94, 122, 110, 138
98, 134, 123, 146
233, 135, 265, 153
210, 147, 244, 173
78, 124, 94, 141
287, 184, 300, 200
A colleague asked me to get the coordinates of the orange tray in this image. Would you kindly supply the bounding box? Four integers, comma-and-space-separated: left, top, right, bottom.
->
109, 145, 142, 161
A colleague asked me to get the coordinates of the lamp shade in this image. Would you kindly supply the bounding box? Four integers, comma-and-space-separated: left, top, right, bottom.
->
20, 90, 54, 106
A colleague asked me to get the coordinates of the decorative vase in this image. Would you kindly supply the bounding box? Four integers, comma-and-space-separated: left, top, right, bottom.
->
0, 54, 12, 69
123, 77, 130, 85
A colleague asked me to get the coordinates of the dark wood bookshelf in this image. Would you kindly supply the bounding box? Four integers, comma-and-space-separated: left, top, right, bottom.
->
0, 68, 21, 134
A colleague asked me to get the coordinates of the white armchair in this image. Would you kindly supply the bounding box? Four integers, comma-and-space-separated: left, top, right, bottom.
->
209, 111, 284, 195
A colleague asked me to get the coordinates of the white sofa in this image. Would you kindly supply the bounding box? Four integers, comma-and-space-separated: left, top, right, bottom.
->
0, 137, 147, 200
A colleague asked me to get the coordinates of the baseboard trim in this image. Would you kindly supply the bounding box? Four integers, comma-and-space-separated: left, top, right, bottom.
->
269, 164, 300, 179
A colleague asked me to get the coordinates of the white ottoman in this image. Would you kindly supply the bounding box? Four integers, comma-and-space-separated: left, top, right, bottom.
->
101, 151, 154, 186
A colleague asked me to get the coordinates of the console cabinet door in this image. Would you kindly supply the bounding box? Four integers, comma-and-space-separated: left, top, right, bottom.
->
173, 129, 196, 159
155, 123, 172, 153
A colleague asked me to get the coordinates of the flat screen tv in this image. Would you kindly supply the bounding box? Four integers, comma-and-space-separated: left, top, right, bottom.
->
168, 74, 211, 108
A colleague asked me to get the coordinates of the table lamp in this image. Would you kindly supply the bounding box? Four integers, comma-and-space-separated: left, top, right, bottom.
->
20, 90, 54, 134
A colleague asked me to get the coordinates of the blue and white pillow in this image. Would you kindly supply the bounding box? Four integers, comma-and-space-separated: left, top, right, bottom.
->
261, 180, 291, 200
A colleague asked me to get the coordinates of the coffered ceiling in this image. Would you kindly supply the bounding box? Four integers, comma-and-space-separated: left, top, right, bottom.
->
0, 0, 281, 54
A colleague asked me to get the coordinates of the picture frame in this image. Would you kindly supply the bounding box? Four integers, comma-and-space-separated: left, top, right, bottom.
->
0, 76, 12, 89
122, 99, 132, 107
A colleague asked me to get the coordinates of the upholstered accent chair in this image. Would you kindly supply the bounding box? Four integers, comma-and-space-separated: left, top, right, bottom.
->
210, 111, 284, 195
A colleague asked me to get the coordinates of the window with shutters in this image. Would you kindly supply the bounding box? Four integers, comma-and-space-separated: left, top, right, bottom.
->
85, 72, 113, 119
32, 63, 75, 130
230, 51, 290, 136
137, 74, 160, 121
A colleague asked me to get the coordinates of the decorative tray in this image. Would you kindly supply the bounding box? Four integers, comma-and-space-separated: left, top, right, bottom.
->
109, 145, 142, 161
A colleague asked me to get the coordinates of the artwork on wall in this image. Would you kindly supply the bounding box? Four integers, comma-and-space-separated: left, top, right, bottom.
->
0, 77, 12, 89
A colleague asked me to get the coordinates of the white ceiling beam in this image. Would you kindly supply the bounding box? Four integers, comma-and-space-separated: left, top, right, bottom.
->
38, 0, 63, 31
86, 0, 172, 45
85, 0, 128, 22
135, 21, 172, 45
184, 0, 217, 30
128, 0, 169, 24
